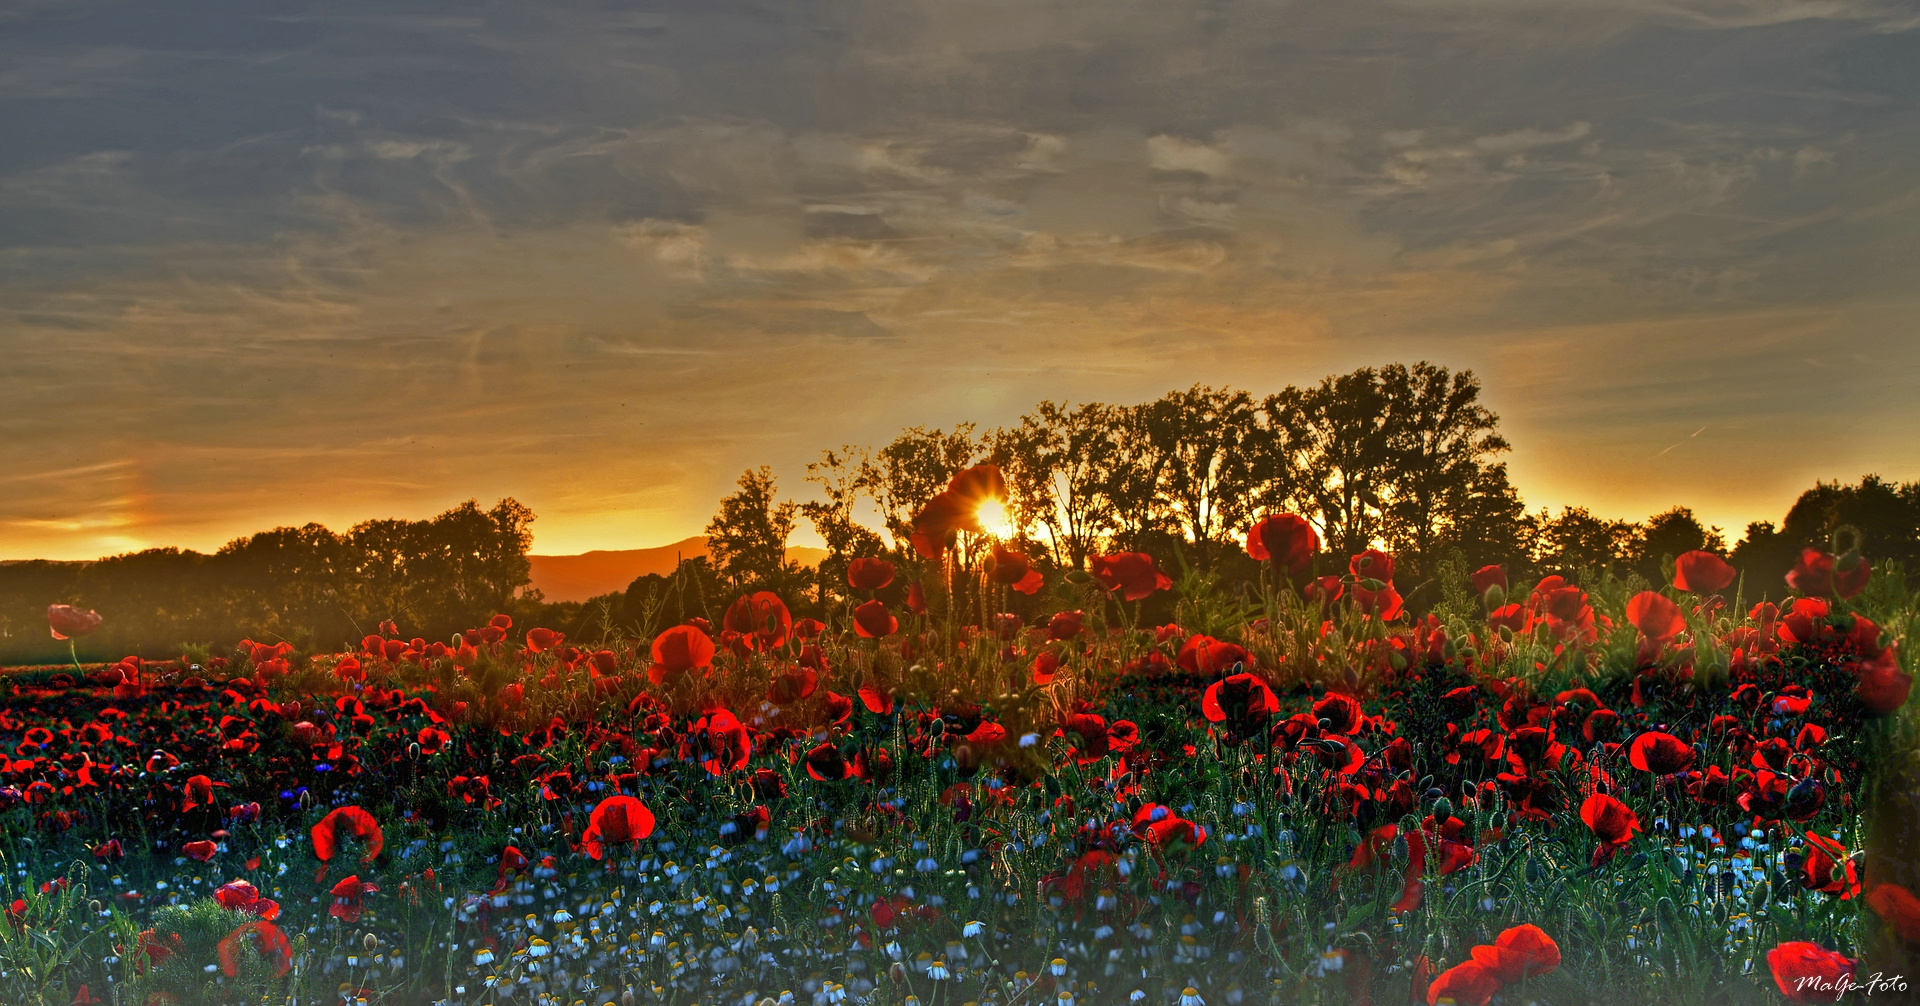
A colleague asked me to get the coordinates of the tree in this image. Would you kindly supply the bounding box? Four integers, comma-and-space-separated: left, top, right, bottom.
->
1376, 363, 1511, 571
1631, 506, 1725, 586
1266, 369, 1395, 561
705, 467, 803, 594
861, 425, 979, 545
800, 447, 887, 600
987, 401, 1121, 570
1529, 506, 1638, 581
1734, 475, 1920, 595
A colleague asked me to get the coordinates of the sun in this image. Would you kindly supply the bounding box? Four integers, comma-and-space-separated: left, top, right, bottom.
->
974, 498, 1014, 539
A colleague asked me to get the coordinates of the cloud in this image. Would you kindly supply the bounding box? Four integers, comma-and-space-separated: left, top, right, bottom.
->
2, 0, 1919, 557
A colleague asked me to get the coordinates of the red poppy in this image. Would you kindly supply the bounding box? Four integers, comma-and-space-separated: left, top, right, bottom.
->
768, 665, 818, 704
853, 600, 898, 638
847, 557, 895, 591
1799, 832, 1860, 899
1672, 551, 1737, 593
1312, 691, 1364, 735
909, 464, 1008, 559
1767, 942, 1856, 1003
1470, 564, 1507, 598
988, 545, 1045, 594
327, 875, 378, 922
1349, 548, 1394, 582
581, 795, 656, 860
1856, 648, 1914, 715
1030, 649, 1061, 686
525, 627, 563, 653
1486, 603, 1529, 632
1867, 883, 1920, 944
182, 774, 216, 812
806, 742, 852, 781
1625, 592, 1685, 644
1047, 610, 1084, 640
723, 592, 793, 651
213, 880, 279, 920
1787, 547, 1870, 600
1201, 673, 1279, 726
1426, 960, 1500, 1006
1176, 635, 1248, 675
1089, 552, 1172, 601
696, 709, 752, 775
1351, 578, 1403, 620
857, 683, 895, 714
1131, 804, 1205, 849
1474, 924, 1561, 983
1245, 514, 1318, 574
183, 840, 218, 862
47, 604, 102, 641
1579, 793, 1640, 863
217, 920, 292, 978
1628, 731, 1694, 775
311, 806, 383, 864
649, 624, 715, 685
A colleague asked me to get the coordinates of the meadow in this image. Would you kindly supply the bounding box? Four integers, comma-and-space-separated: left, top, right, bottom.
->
1, 479, 1917, 1006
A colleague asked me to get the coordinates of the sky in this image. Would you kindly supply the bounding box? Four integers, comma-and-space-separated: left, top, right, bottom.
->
4, 0, 1920, 560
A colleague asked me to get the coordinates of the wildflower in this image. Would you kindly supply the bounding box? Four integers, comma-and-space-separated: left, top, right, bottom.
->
1181, 989, 1205, 1006
1767, 942, 1856, 1003
964, 920, 984, 938
929, 960, 951, 980
1050, 958, 1067, 976
47, 604, 103, 640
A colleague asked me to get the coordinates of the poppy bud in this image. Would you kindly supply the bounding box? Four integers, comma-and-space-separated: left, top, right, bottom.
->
1483, 584, 1506, 609
363, 933, 378, 951
1432, 796, 1453, 821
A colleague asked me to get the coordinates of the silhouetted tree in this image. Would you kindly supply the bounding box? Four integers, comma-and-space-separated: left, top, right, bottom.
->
1631, 506, 1725, 586
705, 467, 804, 595
861, 425, 979, 545
1529, 506, 1638, 581
988, 401, 1121, 570
801, 447, 887, 601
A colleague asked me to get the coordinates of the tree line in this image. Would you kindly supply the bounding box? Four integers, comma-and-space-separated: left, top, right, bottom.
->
0, 500, 533, 663
4, 362, 1916, 661
694, 362, 1920, 620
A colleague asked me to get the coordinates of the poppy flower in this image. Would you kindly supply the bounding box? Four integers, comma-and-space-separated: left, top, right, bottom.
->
1672, 551, 1737, 594
1867, 883, 1920, 944
1349, 548, 1394, 582
1625, 591, 1685, 645
1312, 691, 1365, 735
581, 795, 656, 860
182, 774, 216, 812
1351, 578, 1403, 620
327, 875, 378, 922
723, 592, 793, 651
1245, 514, 1318, 575
1090, 552, 1172, 601
311, 806, 383, 864
1048, 610, 1084, 641
1030, 649, 1061, 685
1176, 635, 1247, 675
1426, 960, 1500, 1006
1787, 547, 1870, 600
847, 557, 895, 590
1628, 731, 1694, 775
1856, 649, 1914, 715
988, 545, 1045, 594
768, 665, 818, 704
1201, 673, 1279, 727
853, 600, 898, 639
1131, 804, 1205, 849
1579, 793, 1640, 864
694, 709, 751, 775
1474, 925, 1561, 983
1767, 942, 1856, 1003
213, 880, 279, 920
649, 624, 715, 685
183, 840, 218, 862
1799, 832, 1859, 899
1470, 564, 1507, 598
806, 742, 852, 781
857, 683, 895, 714
909, 464, 1008, 559
47, 604, 102, 640
217, 920, 292, 978
525, 627, 563, 653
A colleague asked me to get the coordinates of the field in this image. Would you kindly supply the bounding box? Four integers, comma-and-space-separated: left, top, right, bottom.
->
1, 515, 1917, 1006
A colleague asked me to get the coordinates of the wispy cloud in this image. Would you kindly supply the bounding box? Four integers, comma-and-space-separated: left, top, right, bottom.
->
1, 0, 1918, 557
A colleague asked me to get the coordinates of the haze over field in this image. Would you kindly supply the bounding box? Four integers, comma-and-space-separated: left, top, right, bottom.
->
4, 0, 1920, 560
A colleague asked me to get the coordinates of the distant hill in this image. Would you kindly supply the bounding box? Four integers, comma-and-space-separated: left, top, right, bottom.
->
526, 536, 829, 603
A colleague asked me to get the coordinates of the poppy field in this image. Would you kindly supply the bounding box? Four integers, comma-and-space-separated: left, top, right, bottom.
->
2, 479, 1918, 1006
